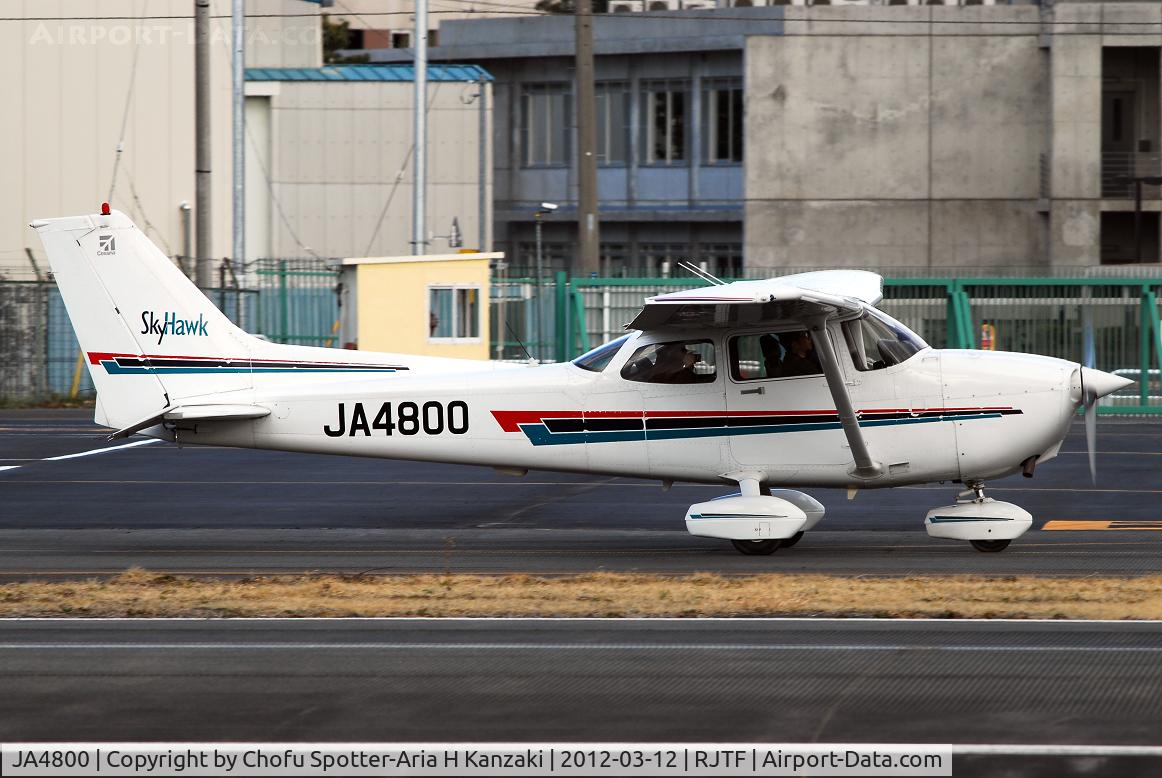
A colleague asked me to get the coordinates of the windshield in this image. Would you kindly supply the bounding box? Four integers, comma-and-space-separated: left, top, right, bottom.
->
841, 308, 927, 372
572, 334, 631, 372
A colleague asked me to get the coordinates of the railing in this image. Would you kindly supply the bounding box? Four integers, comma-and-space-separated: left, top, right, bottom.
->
0, 282, 257, 402
499, 275, 1162, 415
250, 259, 341, 347
1101, 151, 1162, 198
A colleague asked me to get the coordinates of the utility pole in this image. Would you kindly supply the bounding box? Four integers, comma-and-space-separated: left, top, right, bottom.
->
478, 77, 489, 252
413, 0, 428, 255
195, 0, 213, 288
232, 0, 246, 269
575, 0, 600, 275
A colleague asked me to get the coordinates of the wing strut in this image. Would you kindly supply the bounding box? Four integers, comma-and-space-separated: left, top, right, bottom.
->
809, 316, 883, 480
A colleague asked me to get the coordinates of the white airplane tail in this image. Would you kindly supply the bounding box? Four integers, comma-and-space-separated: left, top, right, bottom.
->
31, 208, 409, 432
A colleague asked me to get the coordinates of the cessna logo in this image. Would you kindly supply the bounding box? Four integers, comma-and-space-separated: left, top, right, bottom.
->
140, 310, 209, 345
97, 235, 116, 256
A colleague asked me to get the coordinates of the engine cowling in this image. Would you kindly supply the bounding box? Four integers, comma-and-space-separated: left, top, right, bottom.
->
685, 494, 808, 541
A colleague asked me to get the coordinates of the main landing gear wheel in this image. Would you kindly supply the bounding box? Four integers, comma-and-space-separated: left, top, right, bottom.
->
780, 531, 805, 549
731, 539, 780, 555
970, 539, 1011, 553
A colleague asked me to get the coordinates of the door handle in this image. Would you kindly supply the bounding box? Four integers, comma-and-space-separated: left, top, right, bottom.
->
741, 386, 765, 396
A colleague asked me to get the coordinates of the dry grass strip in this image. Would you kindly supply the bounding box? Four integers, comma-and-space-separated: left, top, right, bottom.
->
3, 570, 1162, 619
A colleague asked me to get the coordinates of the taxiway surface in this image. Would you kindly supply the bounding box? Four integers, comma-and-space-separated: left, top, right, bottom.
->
2, 618, 1161, 776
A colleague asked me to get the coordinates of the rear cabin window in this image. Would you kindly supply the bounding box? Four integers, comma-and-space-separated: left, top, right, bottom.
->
729, 331, 823, 381
620, 340, 717, 384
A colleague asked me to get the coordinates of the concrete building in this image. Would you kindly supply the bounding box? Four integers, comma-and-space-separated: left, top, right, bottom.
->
0, 0, 321, 279
358, 0, 1162, 274
331, 0, 544, 52
2, 0, 492, 280
244, 64, 492, 261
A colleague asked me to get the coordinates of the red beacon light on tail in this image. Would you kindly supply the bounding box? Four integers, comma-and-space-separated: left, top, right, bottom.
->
101, 203, 111, 216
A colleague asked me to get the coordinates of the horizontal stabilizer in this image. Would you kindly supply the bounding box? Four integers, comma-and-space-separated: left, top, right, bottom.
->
108, 404, 271, 440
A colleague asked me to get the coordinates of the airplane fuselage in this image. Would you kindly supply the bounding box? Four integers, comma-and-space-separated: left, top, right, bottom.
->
158, 332, 1079, 490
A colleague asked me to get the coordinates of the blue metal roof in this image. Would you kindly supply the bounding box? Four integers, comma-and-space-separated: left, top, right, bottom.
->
246, 65, 492, 83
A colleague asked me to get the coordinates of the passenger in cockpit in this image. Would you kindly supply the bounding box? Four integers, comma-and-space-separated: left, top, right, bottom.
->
777, 331, 821, 377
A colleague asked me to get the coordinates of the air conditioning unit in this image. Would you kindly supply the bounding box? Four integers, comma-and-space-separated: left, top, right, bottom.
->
645, 0, 681, 10
680, 0, 717, 9
608, 0, 644, 11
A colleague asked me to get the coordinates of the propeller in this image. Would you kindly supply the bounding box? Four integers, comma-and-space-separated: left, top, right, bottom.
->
1080, 306, 1097, 484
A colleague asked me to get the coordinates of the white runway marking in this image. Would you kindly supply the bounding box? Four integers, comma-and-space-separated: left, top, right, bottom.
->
0, 466, 20, 473
42, 439, 159, 461
1, 642, 1159, 653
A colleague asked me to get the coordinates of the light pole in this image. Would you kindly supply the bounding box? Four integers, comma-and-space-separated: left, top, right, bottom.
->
534, 202, 558, 361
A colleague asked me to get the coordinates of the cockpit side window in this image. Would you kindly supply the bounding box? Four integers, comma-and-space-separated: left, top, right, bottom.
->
841, 309, 926, 372
729, 331, 823, 381
620, 340, 717, 384
573, 334, 631, 373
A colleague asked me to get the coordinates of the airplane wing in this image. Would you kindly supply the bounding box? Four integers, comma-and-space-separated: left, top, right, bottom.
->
626, 270, 883, 332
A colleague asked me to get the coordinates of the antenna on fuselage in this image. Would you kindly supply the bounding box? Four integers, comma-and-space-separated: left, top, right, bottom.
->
678, 260, 726, 286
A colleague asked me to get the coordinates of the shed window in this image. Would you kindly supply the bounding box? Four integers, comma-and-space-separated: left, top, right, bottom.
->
430, 286, 480, 340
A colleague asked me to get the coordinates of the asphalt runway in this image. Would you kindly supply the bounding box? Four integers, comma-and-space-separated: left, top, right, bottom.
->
2, 618, 1161, 776
1, 409, 1161, 576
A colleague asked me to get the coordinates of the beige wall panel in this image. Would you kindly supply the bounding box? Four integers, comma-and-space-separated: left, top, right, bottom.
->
745, 200, 930, 270
746, 35, 930, 201
930, 201, 1046, 269
1050, 36, 1101, 200
931, 36, 1046, 200
1049, 200, 1100, 268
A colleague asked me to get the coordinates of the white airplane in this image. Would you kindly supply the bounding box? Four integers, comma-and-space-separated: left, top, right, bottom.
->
33, 208, 1132, 554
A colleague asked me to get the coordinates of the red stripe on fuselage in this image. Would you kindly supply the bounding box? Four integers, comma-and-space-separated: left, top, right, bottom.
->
86, 351, 402, 369
491, 407, 1014, 432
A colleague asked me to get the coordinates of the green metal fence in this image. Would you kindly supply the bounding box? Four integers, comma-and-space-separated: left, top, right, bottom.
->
490, 275, 1162, 415
251, 259, 341, 346
0, 281, 257, 402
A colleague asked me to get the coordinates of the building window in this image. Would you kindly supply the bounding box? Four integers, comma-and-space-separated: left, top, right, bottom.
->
638, 243, 691, 276
429, 286, 481, 340
699, 243, 743, 278
640, 80, 688, 165
390, 32, 410, 48
517, 242, 571, 274
600, 242, 630, 276
521, 83, 571, 168
596, 82, 630, 166
702, 78, 743, 165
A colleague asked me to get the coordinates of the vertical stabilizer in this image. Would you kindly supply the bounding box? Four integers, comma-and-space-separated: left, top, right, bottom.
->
32, 210, 255, 428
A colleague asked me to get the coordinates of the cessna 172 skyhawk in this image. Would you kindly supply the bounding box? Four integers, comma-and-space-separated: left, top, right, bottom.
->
33, 208, 1132, 554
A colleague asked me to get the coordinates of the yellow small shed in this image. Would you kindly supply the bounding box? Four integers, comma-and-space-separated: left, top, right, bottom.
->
339, 252, 502, 360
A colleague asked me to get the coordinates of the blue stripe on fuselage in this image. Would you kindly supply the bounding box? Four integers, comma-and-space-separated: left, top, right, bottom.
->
518, 412, 1005, 446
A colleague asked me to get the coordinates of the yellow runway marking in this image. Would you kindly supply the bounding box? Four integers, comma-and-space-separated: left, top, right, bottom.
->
1042, 520, 1162, 531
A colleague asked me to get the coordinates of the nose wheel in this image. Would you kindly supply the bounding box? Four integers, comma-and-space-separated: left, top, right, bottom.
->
923, 481, 1032, 553
731, 539, 780, 555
